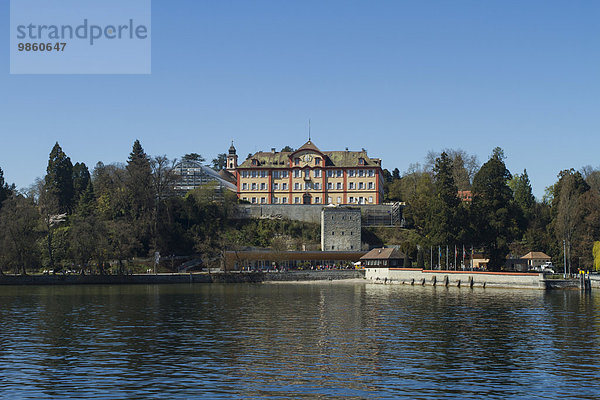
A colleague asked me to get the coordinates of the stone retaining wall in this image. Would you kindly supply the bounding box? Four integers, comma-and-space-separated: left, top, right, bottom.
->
0, 270, 365, 286
365, 268, 545, 289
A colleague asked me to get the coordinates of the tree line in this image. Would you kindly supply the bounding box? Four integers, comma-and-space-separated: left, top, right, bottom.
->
0, 140, 318, 274
382, 147, 600, 271
0, 141, 599, 274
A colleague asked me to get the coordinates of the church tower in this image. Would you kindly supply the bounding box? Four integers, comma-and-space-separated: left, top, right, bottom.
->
226, 141, 238, 175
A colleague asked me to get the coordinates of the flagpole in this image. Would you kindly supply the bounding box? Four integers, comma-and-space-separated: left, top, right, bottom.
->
454, 244, 457, 271
471, 245, 474, 271
446, 245, 448, 271
430, 246, 433, 269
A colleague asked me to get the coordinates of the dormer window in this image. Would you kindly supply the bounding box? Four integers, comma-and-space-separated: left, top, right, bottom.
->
359, 158, 365, 165
315, 157, 321, 165
294, 158, 300, 166
252, 159, 258, 166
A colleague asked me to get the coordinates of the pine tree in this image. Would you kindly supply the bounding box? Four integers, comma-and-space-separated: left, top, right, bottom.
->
510, 169, 535, 219
72, 162, 91, 204
471, 149, 524, 270
125, 140, 154, 254
45, 142, 74, 214
426, 152, 462, 252
0, 167, 15, 210
126, 139, 153, 218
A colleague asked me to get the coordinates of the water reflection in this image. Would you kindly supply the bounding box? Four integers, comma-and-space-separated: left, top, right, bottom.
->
0, 283, 599, 399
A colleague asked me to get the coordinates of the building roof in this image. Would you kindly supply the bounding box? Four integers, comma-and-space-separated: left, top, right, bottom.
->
295, 140, 321, 153
238, 140, 381, 169
218, 169, 237, 184
521, 251, 551, 260
360, 247, 406, 260
173, 160, 237, 191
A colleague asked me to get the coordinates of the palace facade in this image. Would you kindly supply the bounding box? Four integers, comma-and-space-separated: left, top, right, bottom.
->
227, 140, 384, 205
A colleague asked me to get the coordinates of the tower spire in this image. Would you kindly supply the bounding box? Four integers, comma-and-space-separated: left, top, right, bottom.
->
308, 119, 311, 141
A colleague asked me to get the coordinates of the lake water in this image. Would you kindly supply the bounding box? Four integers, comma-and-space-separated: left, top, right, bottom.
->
0, 282, 599, 399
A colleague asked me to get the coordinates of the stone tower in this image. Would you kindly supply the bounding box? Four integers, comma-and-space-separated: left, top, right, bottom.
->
227, 141, 238, 175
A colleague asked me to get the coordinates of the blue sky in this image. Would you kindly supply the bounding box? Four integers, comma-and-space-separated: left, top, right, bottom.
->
1, 0, 598, 198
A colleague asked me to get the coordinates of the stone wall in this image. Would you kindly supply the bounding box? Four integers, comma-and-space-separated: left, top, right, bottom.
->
321, 207, 361, 251
0, 270, 365, 286
264, 269, 364, 281
233, 204, 399, 225
365, 268, 545, 289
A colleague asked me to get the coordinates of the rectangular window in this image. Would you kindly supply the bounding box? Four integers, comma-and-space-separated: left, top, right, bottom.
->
315, 157, 321, 165
242, 197, 248, 201
294, 197, 300, 204
242, 183, 248, 190
282, 171, 288, 178
282, 183, 288, 190
260, 183, 266, 190
304, 182, 311, 190
251, 171, 257, 178
337, 197, 341, 203
294, 183, 300, 190
272, 197, 278, 204
327, 170, 333, 178
327, 182, 333, 189
315, 197, 320, 204
304, 169, 310, 178
294, 158, 300, 165
282, 197, 288, 204
358, 169, 364, 177
328, 197, 332, 204
337, 170, 342, 177
242, 171, 248, 178
252, 197, 257, 204
349, 170, 355, 177
251, 183, 257, 190
273, 171, 279, 179
337, 182, 342, 190
349, 182, 355, 189
294, 170, 300, 178
369, 196, 373, 203
260, 171, 267, 178
261, 197, 266, 204
273, 183, 279, 190
349, 197, 354, 203
314, 169, 321, 178
368, 169, 374, 177
359, 182, 364, 190
368, 182, 374, 189
359, 197, 364, 204
314, 183, 320, 190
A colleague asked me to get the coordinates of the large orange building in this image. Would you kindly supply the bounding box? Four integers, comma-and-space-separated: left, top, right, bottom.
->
227, 140, 384, 205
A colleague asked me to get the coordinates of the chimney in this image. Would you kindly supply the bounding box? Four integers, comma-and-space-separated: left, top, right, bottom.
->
345, 147, 349, 152
271, 148, 276, 153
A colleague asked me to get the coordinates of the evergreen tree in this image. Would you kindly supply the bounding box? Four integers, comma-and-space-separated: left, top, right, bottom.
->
471, 149, 524, 270
182, 153, 205, 163
125, 140, 154, 254
72, 162, 91, 203
45, 142, 74, 214
126, 139, 153, 218
392, 168, 401, 180
0, 167, 15, 209
510, 169, 535, 219
426, 152, 462, 255
211, 153, 227, 171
